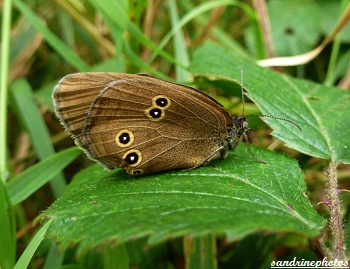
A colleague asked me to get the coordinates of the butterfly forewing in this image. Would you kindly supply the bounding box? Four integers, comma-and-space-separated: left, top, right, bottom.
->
53, 73, 137, 146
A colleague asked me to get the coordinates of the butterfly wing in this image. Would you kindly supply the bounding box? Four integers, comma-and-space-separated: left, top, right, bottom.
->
54, 73, 234, 175
53, 73, 137, 149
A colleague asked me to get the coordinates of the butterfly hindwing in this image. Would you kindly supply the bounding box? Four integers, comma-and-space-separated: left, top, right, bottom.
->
54, 73, 234, 175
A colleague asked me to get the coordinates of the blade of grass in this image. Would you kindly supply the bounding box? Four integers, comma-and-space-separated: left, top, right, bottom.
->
9, 19, 42, 82
13, 219, 53, 269
54, 0, 116, 56
13, 0, 90, 71
0, 181, 16, 269
181, 0, 257, 57
184, 235, 217, 269
43, 241, 65, 269
324, 0, 349, 86
124, 43, 169, 78
0, 2, 16, 268
93, 0, 126, 72
99, 0, 126, 54
7, 147, 81, 205
103, 244, 129, 269
58, 10, 75, 50
89, 0, 184, 69
168, 0, 191, 82
11, 79, 67, 198
149, 0, 254, 63
0, 0, 13, 182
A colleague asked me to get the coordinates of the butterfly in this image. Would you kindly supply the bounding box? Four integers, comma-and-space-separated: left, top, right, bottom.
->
53, 72, 300, 175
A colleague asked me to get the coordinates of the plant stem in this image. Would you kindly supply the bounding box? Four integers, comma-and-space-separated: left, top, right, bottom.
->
325, 159, 345, 260
310, 235, 330, 260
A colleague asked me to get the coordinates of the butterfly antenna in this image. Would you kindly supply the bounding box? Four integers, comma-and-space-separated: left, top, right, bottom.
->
248, 114, 302, 132
239, 67, 245, 116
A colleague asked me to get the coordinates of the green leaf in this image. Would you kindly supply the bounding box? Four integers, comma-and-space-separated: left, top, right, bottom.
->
190, 42, 350, 164
39, 144, 324, 255
267, 0, 323, 56
7, 147, 81, 205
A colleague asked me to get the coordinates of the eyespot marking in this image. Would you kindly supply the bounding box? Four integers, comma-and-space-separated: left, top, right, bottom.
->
131, 169, 144, 175
153, 95, 171, 109
122, 149, 142, 167
116, 129, 134, 147
145, 107, 164, 121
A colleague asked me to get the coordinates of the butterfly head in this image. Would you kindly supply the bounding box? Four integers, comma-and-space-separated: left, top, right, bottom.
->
226, 115, 250, 152
233, 115, 249, 138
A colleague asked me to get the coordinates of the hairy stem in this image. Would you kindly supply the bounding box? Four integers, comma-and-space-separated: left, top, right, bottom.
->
325, 159, 345, 260
310, 234, 330, 260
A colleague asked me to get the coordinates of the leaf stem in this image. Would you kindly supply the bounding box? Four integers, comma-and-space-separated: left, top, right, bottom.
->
325, 159, 345, 260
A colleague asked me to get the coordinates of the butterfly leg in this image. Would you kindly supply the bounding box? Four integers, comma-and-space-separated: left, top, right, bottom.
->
243, 133, 268, 164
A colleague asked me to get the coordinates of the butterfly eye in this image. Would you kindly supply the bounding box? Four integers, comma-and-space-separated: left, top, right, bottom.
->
122, 150, 142, 167
115, 129, 134, 147
153, 95, 171, 108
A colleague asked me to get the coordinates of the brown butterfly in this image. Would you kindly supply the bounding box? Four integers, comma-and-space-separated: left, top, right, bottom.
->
53, 72, 299, 176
